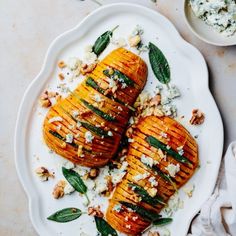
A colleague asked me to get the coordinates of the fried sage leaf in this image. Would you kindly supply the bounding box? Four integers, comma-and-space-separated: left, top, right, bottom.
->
47, 208, 82, 223
93, 25, 119, 56
95, 216, 118, 236
120, 201, 160, 222
62, 167, 89, 203
128, 183, 166, 206
146, 135, 191, 164
153, 217, 173, 226
149, 42, 170, 84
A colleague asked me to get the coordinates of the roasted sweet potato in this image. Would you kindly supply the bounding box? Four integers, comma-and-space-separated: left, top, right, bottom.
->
106, 116, 198, 235
43, 48, 147, 167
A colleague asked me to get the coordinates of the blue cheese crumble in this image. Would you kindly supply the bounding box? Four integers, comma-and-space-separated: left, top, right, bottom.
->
190, 0, 236, 36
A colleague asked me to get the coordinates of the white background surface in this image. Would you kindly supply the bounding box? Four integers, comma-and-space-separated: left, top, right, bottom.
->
0, 0, 236, 235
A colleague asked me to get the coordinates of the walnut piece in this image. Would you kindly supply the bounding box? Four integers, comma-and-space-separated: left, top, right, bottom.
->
148, 232, 160, 236
88, 206, 104, 218
58, 61, 66, 69
80, 63, 97, 75
52, 180, 66, 199
39, 91, 51, 108
129, 35, 141, 47
35, 166, 54, 181
189, 109, 205, 125
58, 73, 65, 80
88, 168, 100, 179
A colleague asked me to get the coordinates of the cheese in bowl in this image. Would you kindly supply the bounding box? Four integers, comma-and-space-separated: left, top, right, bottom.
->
189, 0, 236, 36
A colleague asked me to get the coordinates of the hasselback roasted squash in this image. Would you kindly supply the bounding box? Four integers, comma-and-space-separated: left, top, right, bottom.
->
106, 116, 199, 235
43, 48, 147, 167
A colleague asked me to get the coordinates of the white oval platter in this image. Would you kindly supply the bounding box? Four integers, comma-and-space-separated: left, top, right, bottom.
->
15, 3, 224, 236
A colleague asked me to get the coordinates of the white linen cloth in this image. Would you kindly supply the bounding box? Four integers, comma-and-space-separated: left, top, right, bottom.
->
189, 142, 236, 236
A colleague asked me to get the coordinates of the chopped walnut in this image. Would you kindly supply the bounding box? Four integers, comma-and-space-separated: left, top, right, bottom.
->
129, 35, 141, 47
148, 232, 160, 236
88, 168, 100, 179
52, 180, 66, 199
103, 175, 114, 197
125, 126, 133, 138
39, 91, 51, 108
150, 94, 161, 106
58, 73, 65, 80
35, 166, 54, 181
147, 187, 157, 197
58, 61, 66, 69
189, 109, 205, 125
80, 63, 97, 75
88, 205, 104, 218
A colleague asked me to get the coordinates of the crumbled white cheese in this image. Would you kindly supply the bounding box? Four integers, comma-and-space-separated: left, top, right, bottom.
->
69, 124, 75, 130
111, 37, 127, 47
132, 24, 144, 36
63, 160, 75, 169
128, 138, 134, 143
183, 184, 195, 198
162, 104, 177, 117
162, 193, 184, 217
65, 133, 73, 143
167, 84, 181, 99
140, 154, 155, 167
113, 204, 122, 212
160, 131, 168, 138
84, 45, 93, 53
177, 146, 184, 156
67, 57, 82, 70
64, 182, 75, 194
85, 131, 94, 143
111, 161, 128, 185
133, 172, 150, 182
94, 94, 102, 102
161, 96, 171, 105
76, 121, 82, 129
108, 78, 116, 88
148, 176, 158, 187
72, 110, 79, 118
56, 124, 62, 131
108, 131, 113, 137
190, 0, 236, 36
165, 163, 180, 177
48, 116, 63, 123
84, 51, 97, 64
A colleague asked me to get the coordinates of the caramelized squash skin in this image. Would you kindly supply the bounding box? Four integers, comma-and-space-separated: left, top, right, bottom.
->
43, 48, 147, 167
106, 116, 199, 235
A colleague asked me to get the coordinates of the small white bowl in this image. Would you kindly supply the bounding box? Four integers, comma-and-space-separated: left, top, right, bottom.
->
183, 0, 236, 46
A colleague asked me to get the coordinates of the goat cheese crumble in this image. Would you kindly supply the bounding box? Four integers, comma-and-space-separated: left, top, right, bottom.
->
165, 163, 180, 177
65, 133, 73, 143
48, 116, 63, 123
85, 131, 94, 143
190, 0, 236, 36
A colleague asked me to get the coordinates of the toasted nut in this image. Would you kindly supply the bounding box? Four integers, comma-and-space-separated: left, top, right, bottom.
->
129, 35, 141, 47
35, 166, 54, 181
88, 206, 104, 218
48, 91, 58, 98
40, 99, 51, 108
88, 168, 100, 179
52, 180, 66, 199
77, 145, 83, 157
148, 232, 160, 236
58, 61, 66, 69
150, 94, 161, 106
147, 188, 157, 197
58, 73, 65, 80
189, 109, 205, 125
125, 127, 133, 138
80, 63, 97, 75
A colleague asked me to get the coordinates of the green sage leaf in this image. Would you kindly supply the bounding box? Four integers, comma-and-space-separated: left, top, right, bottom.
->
149, 42, 170, 84
93, 25, 119, 56
47, 208, 82, 223
146, 135, 191, 164
95, 216, 118, 236
153, 217, 173, 226
119, 201, 160, 222
62, 167, 89, 203
128, 183, 166, 206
